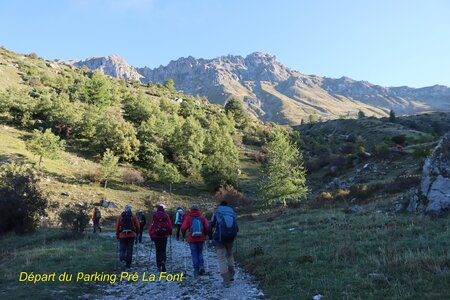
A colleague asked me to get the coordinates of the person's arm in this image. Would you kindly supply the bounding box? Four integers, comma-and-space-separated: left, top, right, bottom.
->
181, 215, 189, 236
208, 214, 216, 240
203, 216, 209, 236
175, 211, 179, 224
115, 216, 120, 238
133, 216, 140, 233
166, 214, 173, 235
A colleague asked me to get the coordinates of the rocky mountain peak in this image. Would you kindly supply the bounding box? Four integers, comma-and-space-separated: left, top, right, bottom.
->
72, 55, 142, 81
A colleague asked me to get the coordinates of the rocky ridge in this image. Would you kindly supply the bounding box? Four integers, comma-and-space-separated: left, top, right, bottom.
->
71, 52, 450, 124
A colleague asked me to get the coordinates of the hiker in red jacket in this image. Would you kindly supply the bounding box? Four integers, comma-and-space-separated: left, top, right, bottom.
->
181, 204, 209, 276
92, 207, 102, 233
115, 204, 140, 268
149, 205, 173, 272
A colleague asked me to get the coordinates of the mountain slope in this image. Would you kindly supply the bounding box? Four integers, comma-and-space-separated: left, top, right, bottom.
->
73, 52, 450, 125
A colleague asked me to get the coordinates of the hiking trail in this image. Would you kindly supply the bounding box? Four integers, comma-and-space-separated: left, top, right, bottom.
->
96, 233, 265, 299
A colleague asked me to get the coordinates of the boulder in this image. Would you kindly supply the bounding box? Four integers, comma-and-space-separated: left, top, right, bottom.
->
410, 133, 450, 215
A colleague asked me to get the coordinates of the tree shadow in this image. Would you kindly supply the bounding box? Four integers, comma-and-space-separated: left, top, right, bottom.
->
106, 181, 139, 192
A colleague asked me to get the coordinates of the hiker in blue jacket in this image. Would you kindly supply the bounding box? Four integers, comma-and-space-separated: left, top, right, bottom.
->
174, 207, 186, 241
209, 201, 239, 287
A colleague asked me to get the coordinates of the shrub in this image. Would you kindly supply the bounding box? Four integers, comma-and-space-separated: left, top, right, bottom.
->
305, 159, 322, 173
384, 176, 420, 193
59, 202, 90, 235
0, 163, 48, 234
252, 151, 266, 163
412, 146, 433, 159
214, 185, 248, 208
122, 168, 145, 184
85, 168, 103, 183
391, 135, 407, 145
374, 143, 390, 158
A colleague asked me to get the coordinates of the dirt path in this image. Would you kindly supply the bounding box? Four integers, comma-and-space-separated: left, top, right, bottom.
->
98, 233, 265, 300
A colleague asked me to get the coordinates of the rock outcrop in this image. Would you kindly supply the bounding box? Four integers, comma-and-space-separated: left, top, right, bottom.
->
71, 55, 143, 81
410, 133, 450, 215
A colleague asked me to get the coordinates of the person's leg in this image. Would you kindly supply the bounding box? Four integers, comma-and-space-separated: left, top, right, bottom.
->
93, 220, 97, 233
119, 238, 126, 262
176, 224, 181, 240
189, 243, 199, 275
216, 242, 230, 285
226, 241, 235, 280
139, 229, 143, 243
161, 238, 167, 271
125, 237, 134, 268
154, 238, 162, 269
198, 242, 205, 274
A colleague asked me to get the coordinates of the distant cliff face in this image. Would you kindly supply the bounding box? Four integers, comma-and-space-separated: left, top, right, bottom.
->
73, 52, 450, 125
71, 55, 142, 81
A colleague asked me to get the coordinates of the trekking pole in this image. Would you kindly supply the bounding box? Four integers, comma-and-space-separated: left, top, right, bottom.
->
205, 241, 209, 273
170, 236, 172, 268
184, 242, 188, 273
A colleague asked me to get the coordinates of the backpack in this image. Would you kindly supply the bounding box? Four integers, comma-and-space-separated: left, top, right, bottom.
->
215, 206, 237, 242
152, 212, 169, 237
178, 211, 186, 224
121, 211, 134, 233
95, 209, 101, 219
190, 216, 204, 238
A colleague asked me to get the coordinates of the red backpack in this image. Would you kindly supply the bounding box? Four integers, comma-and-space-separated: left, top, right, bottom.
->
179, 211, 186, 224
152, 211, 169, 237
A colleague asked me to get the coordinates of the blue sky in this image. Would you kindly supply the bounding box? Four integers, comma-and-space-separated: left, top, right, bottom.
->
0, 0, 449, 87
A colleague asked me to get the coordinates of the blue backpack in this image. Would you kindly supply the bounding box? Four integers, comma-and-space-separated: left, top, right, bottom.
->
214, 206, 238, 242
190, 216, 204, 238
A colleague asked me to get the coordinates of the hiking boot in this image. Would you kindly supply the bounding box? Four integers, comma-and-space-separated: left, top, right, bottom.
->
199, 266, 205, 275
161, 264, 167, 272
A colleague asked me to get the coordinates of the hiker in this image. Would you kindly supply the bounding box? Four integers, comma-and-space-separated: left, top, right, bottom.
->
135, 210, 146, 244
92, 207, 102, 233
209, 201, 239, 288
149, 205, 173, 272
181, 204, 209, 276
174, 207, 186, 241
115, 204, 140, 268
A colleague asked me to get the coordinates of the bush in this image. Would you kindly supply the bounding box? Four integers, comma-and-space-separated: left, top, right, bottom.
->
252, 151, 266, 163
374, 143, 390, 158
85, 168, 103, 183
412, 146, 433, 159
391, 135, 407, 145
0, 163, 48, 234
305, 159, 322, 173
384, 176, 420, 193
122, 168, 145, 184
214, 185, 248, 208
59, 202, 90, 235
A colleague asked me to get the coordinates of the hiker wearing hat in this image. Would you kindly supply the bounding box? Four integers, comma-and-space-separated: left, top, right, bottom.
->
181, 204, 209, 276
174, 207, 186, 241
115, 204, 140, 268
149, 205, 173, 272
135, 210, 146, 244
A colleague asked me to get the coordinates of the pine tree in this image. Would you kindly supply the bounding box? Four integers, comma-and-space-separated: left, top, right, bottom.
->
201, 122, 239, 189
99, 149, 119, 189
259, 128, 308, 206
389, 109, 396, 122
26, 129, 66, 170
224, 96, 249, 129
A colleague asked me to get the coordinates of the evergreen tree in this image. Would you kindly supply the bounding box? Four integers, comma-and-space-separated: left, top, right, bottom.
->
164, 79, 176, 93
259, 128, 308, 206
154, 153, 181, 193
122, 92, 157, 125
172, 116, 205, 176
26, 129, 66, 170
95, 115, 140, 161
224, 96, 249, 129
201, 122, 239, 189
358, 110, 365, 119
389, 109, 396, 122
99, 149, 119, 189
